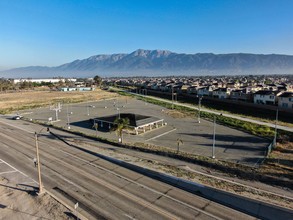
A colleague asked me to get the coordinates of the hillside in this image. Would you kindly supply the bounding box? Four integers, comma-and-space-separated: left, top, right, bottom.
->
2, 49, 293, 77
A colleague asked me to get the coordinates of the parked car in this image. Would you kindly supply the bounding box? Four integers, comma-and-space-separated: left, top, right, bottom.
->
12, 115, 23, 120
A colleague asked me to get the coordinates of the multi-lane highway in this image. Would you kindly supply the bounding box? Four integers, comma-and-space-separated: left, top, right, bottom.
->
0, 119, 256, 220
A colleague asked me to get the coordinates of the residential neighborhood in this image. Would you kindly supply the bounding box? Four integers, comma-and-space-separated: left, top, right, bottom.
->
105, 74, 293, 110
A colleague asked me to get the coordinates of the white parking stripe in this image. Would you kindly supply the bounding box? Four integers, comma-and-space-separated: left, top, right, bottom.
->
0, 159, 38, 184
146, 128, 176, 141
0, 170, 18, 175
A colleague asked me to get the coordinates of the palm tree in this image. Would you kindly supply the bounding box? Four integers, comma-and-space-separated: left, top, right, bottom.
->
114, 117, 130, 144
176, 137, 183, 153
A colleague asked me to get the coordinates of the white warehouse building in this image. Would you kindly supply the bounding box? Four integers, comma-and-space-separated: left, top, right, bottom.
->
13, 78, 77, 84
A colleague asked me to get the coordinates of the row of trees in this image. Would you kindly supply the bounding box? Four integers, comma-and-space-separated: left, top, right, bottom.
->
0, 75, 103, 92
0, 78, 59, 91
0, 78, 14, 91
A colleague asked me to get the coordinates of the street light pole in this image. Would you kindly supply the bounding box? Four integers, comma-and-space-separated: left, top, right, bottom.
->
273, 108, 279, 147
172, 86, 174, 109
212, 115, 216, 159
66, 105, 70, 129
87, 105, 95, 116
35, 132, 43, 194
198, 96, 203, 123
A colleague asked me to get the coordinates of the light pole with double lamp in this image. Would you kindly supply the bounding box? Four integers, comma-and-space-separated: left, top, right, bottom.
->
197, 96, 203, 123
212, 115, 216, 159
87, 105, 95, 116
273, 108, 279, 147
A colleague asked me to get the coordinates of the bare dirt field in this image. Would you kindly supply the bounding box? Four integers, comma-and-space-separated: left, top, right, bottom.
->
0, 89, 118, 114
0, 177, 73, 220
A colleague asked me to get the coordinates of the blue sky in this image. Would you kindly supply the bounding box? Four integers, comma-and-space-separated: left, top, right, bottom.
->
0, 0, 292, 70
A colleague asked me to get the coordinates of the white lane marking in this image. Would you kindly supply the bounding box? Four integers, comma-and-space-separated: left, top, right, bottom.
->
124, 214, 136, 219
0, 159, 38, 184
0, 170, 18, 175
0, 119, 35, 134
1, 157, 81, 190
146, 128, 176, 141
56, 148, 223, 220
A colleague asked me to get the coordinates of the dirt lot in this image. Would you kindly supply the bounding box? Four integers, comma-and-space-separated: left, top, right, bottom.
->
0, 89, 118, 114
0, 177, 73, 220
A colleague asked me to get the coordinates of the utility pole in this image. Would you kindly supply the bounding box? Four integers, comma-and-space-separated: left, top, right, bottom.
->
212, 115, 216, 159
273, 108, 279, 147
50, 102, 61, 121
35, 132, 43, 194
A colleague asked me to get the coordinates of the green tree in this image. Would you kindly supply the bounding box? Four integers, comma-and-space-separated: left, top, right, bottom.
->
113, 117, 130, 144
93, 75, 102, 87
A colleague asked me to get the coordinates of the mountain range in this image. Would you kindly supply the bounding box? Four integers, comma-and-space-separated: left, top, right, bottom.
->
2, 49, 293, 78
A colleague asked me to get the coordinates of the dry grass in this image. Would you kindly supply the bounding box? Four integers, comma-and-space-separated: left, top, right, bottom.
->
259, 141, 293, 180
0, 89, 118, 114
164, 109, 194, 118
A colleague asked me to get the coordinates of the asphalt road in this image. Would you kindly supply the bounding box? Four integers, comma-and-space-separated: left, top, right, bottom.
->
0, 119, 257, 220
20, 97, 270, 167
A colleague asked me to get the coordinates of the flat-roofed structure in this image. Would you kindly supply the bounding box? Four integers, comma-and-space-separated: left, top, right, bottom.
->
91, 113, 165, 135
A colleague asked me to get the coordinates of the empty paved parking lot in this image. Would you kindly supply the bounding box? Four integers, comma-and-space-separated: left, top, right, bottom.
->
20, 97, 270, 167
